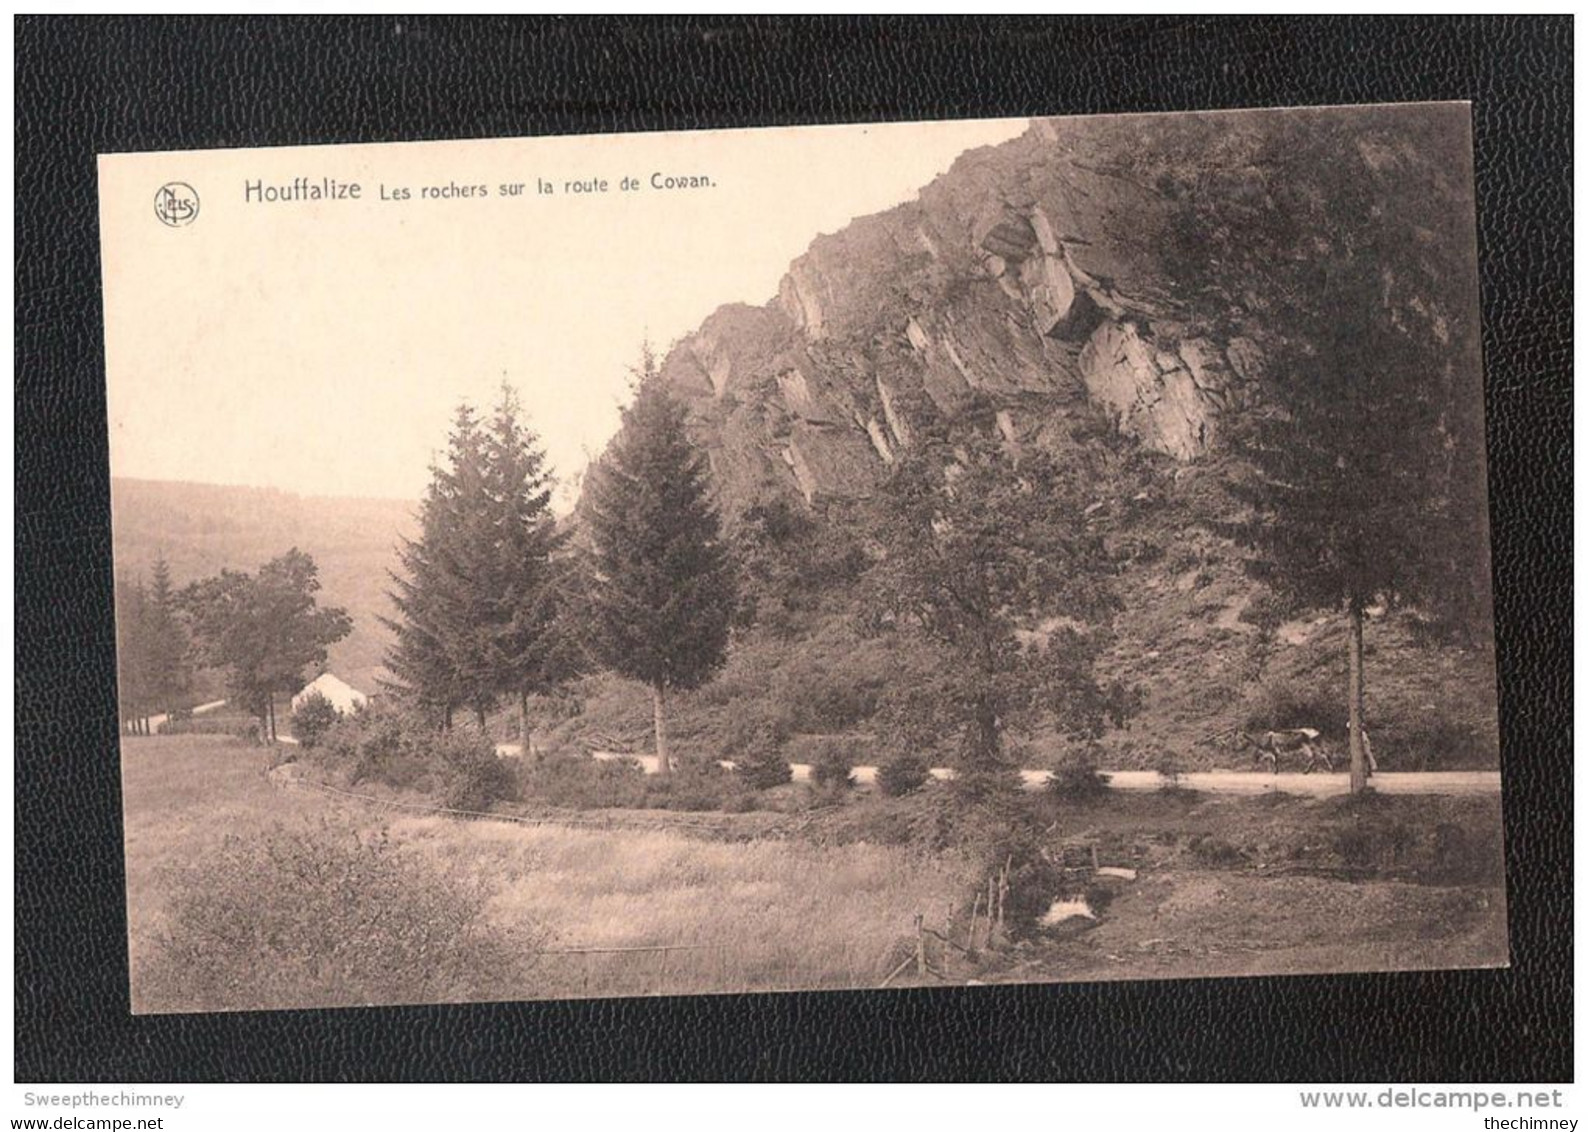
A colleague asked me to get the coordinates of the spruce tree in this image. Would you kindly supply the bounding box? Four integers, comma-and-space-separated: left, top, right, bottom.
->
383, 412, 477, 729
145, 555, 190, 719
584, 366, 735, 772
385, 390, 575, 737
480, 385, 570, 741
114, 574, 153, 734
384, 405, 498, 730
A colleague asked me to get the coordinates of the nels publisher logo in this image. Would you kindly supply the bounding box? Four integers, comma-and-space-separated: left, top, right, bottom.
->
154, 182, 199, 227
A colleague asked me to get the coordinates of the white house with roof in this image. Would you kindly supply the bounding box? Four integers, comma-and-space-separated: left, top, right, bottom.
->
291, 672, 368, 715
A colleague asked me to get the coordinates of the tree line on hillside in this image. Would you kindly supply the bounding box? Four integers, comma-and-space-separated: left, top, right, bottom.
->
135, 118, 1481, 794
385, 187, 1485, 799
383, 364, 735, 772
115, 548, 351, 741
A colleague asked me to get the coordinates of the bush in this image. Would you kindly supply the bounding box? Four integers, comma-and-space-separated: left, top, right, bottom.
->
1188, 833, 1246, 868
808, 738, 856, 790
718, 704, 793, 759
646, 759, 754, 812
1047, 746, 1112, 804
520, 752, 650, 809
1380, 718, 1500, 771
1151, 748, 1188, 791
441, 748, 521, 813
877, 753, 930, 797
1243, 676, 1339, 737
317, 701, 510, 801
136, 821, 539, 1013
289, 691, 341, 749
320, 704, 429, 790
734, 725, 792, 791
776, 663, 881, 733
1432, 821, 1505, 885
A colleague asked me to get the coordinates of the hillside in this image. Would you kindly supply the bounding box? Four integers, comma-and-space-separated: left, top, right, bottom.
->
565, 107, 1500, 771
110, 478, 414, 692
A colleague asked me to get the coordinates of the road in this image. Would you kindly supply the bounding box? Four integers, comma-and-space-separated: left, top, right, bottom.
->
492, 745, 1501, 797
140, 699, 228, 734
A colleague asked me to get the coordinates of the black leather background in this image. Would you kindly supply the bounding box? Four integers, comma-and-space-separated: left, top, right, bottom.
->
15, 16, 1572, 1082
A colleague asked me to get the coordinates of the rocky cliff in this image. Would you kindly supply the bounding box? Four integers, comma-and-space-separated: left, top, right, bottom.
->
580, 107, 1498, 767
655, 113, 1294, 516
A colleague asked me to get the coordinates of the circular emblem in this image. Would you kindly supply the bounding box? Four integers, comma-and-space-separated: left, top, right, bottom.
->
154, 182, 200, 227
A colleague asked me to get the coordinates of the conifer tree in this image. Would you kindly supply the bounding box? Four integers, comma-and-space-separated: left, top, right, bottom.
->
114, 574, 154, 734
385, 390, 576, 737
145, 555, 191, 718
383, 408, 480, 729
480, 384, 572, 740
584, 362, 735, 772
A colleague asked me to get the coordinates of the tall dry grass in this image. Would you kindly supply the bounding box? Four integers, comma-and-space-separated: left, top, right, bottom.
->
124, 734, 977, 1009
391, 815, 976, 998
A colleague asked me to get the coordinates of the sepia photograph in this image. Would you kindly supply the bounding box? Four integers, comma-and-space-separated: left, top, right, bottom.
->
97, 103, 1507, 1015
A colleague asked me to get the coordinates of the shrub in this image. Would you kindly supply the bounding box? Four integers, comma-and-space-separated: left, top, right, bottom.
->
1188, 833, 1246, 868
718, 703, 792, 758
808, 738, 856, 790
1380, 718, 1499, 772
735, 726, 792, 791
289, 691, 341, 749
1047, 746, 1112, 804
440, 746, 521, 813
776, 663, 881, 733
315, 702, 507, 797
1432, 821, 1505, 885
646, 759, 753, 812
1333, 820, 1418, 872
521, 752, 650, 809
1242, 676, 1339, 737
877, 753, 930, 797
1151, 748, 1188, 791
136, 821, 539, 1013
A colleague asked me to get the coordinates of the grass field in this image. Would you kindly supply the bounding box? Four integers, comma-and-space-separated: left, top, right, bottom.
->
122, 734, 975, 1011
122, 734, 1508, 1012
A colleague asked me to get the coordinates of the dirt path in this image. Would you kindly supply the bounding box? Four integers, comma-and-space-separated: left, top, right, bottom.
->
494, 744, 1500, 797
140, 699, 228, 733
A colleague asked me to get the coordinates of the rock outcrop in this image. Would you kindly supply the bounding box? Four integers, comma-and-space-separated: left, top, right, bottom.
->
656, 114, 1268, 516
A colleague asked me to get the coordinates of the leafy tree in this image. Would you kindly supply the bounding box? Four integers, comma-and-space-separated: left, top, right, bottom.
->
290, 691, 341, 749
584, 360, 736, 773
731, 498, 867, 637
865, 425, 1130, 780
1210, 112, 1485, 792
178, 568, 269, 730
181, 549, 351, 741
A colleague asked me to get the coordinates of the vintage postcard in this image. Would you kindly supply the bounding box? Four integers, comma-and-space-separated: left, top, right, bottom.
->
99, 105, 1506, 1014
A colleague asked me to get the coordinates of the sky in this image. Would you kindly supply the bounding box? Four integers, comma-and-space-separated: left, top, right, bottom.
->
99, 117, 1028, 506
